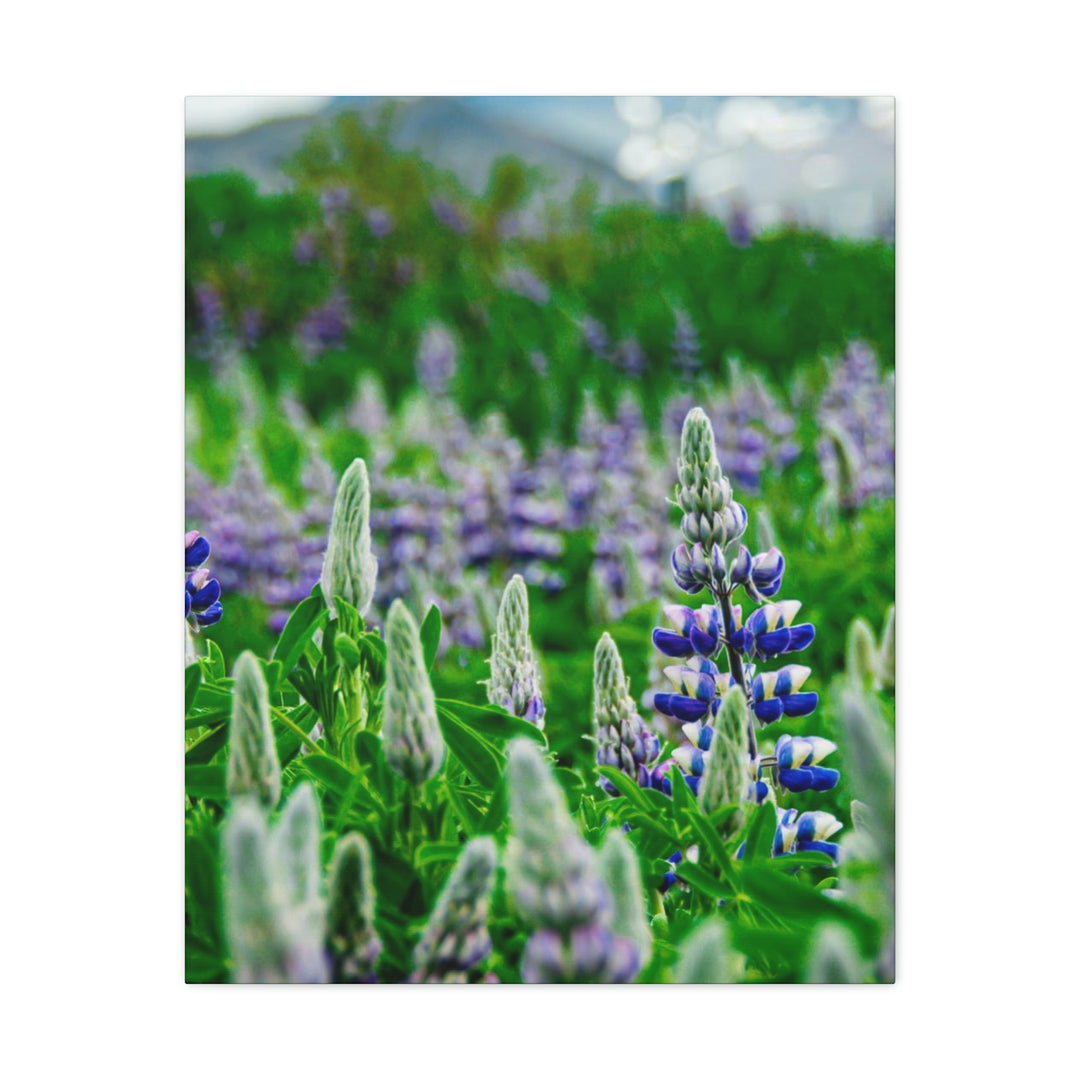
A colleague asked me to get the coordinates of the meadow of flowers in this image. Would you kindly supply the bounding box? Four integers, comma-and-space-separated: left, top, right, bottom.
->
185, 110, 895, 984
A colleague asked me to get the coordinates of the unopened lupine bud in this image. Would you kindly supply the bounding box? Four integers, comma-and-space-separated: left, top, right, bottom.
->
383, 599, 445, 784
506, 739, 635, 983
676, 408, 748, 551
699, 687, 750, 819
596, 829, 651, 970
222, 800, 291, 983
879, 605, 895, 690
227, 652, 281, 809
269, 783, 329, 983
846, 616, 879, 691
805, 924, 864, 983
411, 836, 497, 983
673, 919, 742, 983
486, 575, 545, 728
320, 458, 378, 619
326, 832, 383, 983
837, 683, 894, 854
593, 632, 660, 793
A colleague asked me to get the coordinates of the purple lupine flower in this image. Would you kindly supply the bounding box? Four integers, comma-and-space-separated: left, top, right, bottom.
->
298, 290, 350, 355
293, 231, 318, 264
365, 207, 394, 237
817, 341, 895, 508
671, 309, 701, 382
430, 195, 471, 234
416, 323, 457, 397
501, 265, 550, 305
193, 283, 224, 339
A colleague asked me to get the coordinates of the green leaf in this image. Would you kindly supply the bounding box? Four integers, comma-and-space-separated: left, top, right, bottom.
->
596, 766, 652, 811
356, 632, 387, 683
436, 709, 506, 789
739, 864, 878, 951
668, 764, 699, 821
203, 639, 226, 682
420, 604, 442, 671
436, 699, 546, 746
299, 753, 356, 796
744, 802, 777, 864
415, 841, 462, 868
185, 664, 201, 714
185, 724, 229, 765
673, 861, 731, 901
334, 632, 363, 671
185, 764, 227, 802
272, 594, 328, 676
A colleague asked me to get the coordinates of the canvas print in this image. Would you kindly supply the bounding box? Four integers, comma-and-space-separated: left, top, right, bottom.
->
184, 96, 895, 984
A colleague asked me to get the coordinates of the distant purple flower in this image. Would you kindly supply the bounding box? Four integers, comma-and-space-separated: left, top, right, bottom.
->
294, 231, 318, 265
193, 283, 224, 338
501, 266, 550, 305
431, 196, 471, 234
299, 290, 350, 355
366, 207, 394, 238
320, 185, 351, 215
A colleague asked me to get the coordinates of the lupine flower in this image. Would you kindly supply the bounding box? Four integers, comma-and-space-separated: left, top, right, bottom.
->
268, 783, 328, 983
750, 665, 818, 723
730, 545, 785, 603
430, 195, 471, 234
741, 601, 815, 661
773, 807, 843, 861
698, 688, 751, 818
671, 308, 701, 382
223, 785, 329, 984
593, 632, 660, 792
416, 323, 457, 397
365, 207, 394, 237
226, 652, 281, 810
382, 599, 445, 784
673, 919, 742, 983
774, 733, 839, 793
326, 832, 383, 983
581, 316, 610, 360
320, 458, 378, 620
649, 406, 837, 856
298, 290, 350, 355
222, 800, 292, 983
816, 341, 895, 508
486, 575, 545, 727
805, 924, 865, 984
410, 836, 497, 984
501, 265, 550, 305
184, 530, 223, 629
506, 739, 641, 983
595, 829, 652, 970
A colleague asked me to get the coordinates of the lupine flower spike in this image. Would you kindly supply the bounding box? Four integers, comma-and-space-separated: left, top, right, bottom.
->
326, 832, 383, 983
486, 575, 545, 728
593, 632, 661, 793
320, 458, 378, 619
648, 406, 840, 862
506, 739, 641, 983
411, 836, 498, 983
382, 599, 446, 784
226, 651, 281, 810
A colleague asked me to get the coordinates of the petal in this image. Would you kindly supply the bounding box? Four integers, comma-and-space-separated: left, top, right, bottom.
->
185, 536, 211, 571
753, 698, 784, 724
781, 691, 819, 717
194, 601, 223, 627
653, 629, 694, 658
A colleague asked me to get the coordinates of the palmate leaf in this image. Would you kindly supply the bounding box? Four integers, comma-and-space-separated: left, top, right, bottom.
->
436, 707, 505, 790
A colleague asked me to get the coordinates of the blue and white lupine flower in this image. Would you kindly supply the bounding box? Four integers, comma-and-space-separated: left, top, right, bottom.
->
750, 665, 819, 723
741, 601, 816, 661
185, 530, 223, 629
645, 406, 838, 857
773, 734, 840, 793
593, 632, 661, 793
773, 808, 843, 861
729, 545, 785, 603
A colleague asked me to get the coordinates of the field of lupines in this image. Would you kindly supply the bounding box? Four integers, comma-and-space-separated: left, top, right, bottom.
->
185, 111, 895, 984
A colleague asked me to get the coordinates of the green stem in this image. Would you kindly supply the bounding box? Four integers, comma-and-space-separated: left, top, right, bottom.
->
271, 706, 333, 758
714, 585, 757, 761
